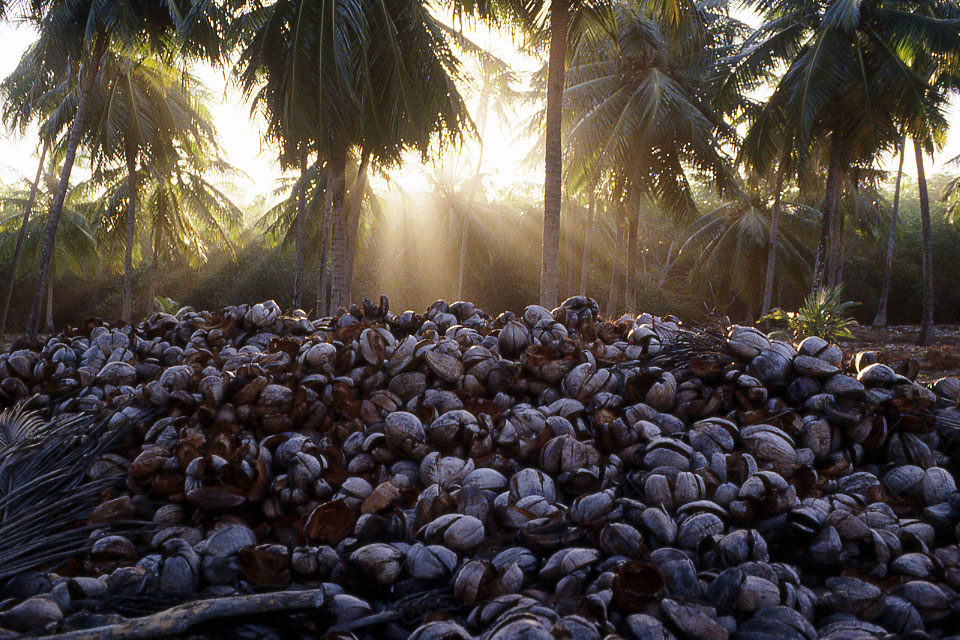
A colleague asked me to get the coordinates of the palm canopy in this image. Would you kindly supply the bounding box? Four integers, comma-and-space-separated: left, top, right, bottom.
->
679, 193, 819, 313
729, 0, 959, 172
0, 40, 64, 140
86, 156, 243, 272
232, 0, 363, 164
8, 0, 228, 63
0, 158, 96, 280
233, 0, 471, 167
81, 47, 218, 176
563, 0, 745, 221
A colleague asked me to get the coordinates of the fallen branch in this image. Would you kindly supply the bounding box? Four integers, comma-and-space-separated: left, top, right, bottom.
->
37, 589, 327, 640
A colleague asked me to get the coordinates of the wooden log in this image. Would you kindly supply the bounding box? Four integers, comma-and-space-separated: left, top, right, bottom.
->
38, 588, 327, 640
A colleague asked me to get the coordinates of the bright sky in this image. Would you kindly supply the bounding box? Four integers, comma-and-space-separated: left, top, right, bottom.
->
0, 9, 957, 206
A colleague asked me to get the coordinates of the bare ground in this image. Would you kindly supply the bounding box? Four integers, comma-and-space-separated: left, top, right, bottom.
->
840, 324, 960, 384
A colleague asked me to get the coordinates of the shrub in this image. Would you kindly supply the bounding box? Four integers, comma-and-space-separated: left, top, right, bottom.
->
761, 286, 859, 341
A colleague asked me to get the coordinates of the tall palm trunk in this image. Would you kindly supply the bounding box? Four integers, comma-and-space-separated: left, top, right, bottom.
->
346, 149, 371, 298
834, 208, 845, 287
812, 133, 843, 292
568, 199, 579, 299
146, 234, 159, 315
328, 141, 348, 312
316, 167, 333, 318
915, 141, 935, 346
744, 296, 756, 324
539, 0, 569, 309
624, 205, 640, 313
873, 135, 906, 327
579, 194, 594, 295
456, 205, 470, 302
0, 141, 48, 343
26, 33, 108, 342
607, 217, 623, 316
760, 158, 787, 317
44, 268, 54, 335
122, 141, 138, 323
293, 148, 307, 310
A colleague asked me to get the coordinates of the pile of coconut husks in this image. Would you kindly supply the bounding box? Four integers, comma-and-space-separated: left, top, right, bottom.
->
0, 295, 958, 640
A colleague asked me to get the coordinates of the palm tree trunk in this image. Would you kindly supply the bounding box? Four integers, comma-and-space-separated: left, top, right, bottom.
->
293, 147, 307, 310
625, 204, 640, 313
812, 133, 843, 292
579, 194, 594, 295
915, 141, 935, 346
122, 141, 137, 324
456, 215, 469, 301
25, 32, 108, 342
834, 208, 845, 287
0, 141, 48, 343
44, 269, 54, 335
346, 149, 371, 298
565, 193, 576, 299
760, 158, 787, 317
329, 141, 348, 313
316, 168, 333, 318
539, 0, 569, 309
147, 234, 159, 314
873, 135, 906, 327
607, 217, 623, 316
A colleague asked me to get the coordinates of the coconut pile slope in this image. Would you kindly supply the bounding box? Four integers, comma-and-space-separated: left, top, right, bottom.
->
0, 295, 958, 639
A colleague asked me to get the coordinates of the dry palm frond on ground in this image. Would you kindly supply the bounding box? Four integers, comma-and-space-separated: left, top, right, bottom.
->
0, 405, 130, 581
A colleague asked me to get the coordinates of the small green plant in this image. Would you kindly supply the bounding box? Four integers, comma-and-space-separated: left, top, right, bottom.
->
760, 286, 860, 341
154, 296, 180, 314
153, 296, 194, 318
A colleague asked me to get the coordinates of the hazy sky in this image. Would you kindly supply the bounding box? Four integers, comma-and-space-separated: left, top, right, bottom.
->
0, 10, 957, 205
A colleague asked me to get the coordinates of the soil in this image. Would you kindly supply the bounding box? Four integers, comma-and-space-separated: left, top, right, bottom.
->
840, 324, 960, 384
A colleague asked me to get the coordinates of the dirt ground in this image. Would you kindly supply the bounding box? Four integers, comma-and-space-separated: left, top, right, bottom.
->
840, 324, 960, 384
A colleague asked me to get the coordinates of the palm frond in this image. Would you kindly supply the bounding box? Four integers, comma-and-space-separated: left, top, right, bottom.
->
0, 405, 142, 581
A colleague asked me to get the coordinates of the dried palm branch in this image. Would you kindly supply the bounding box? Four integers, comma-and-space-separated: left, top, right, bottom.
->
647, 322, 734, 373
0, 405, 131, 581
0, 406, 50, 452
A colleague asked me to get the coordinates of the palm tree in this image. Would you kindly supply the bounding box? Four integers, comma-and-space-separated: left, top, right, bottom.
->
730, 0, 957, 294
872, 132, 907, 327
914, 138, 935, 344
0, 37, 68, 342
679, 194, 820, 320
944, 154, 960, 223
453, 57, 521, 300
455, 0, 629, 308
88, 156, 243, 311
539, 0, 571, 310
562, 1, 743, 309
232, 0, 322, 311
907, 34, 960, 344
80, 49, 218, 323
0, 156, 97, 333
235, 0, 470, 315
13, 0, 226, 340
578, 191, 595, 295
759, 150, 790, 318
255, 154, 384, 311
0, 143, 47, 343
